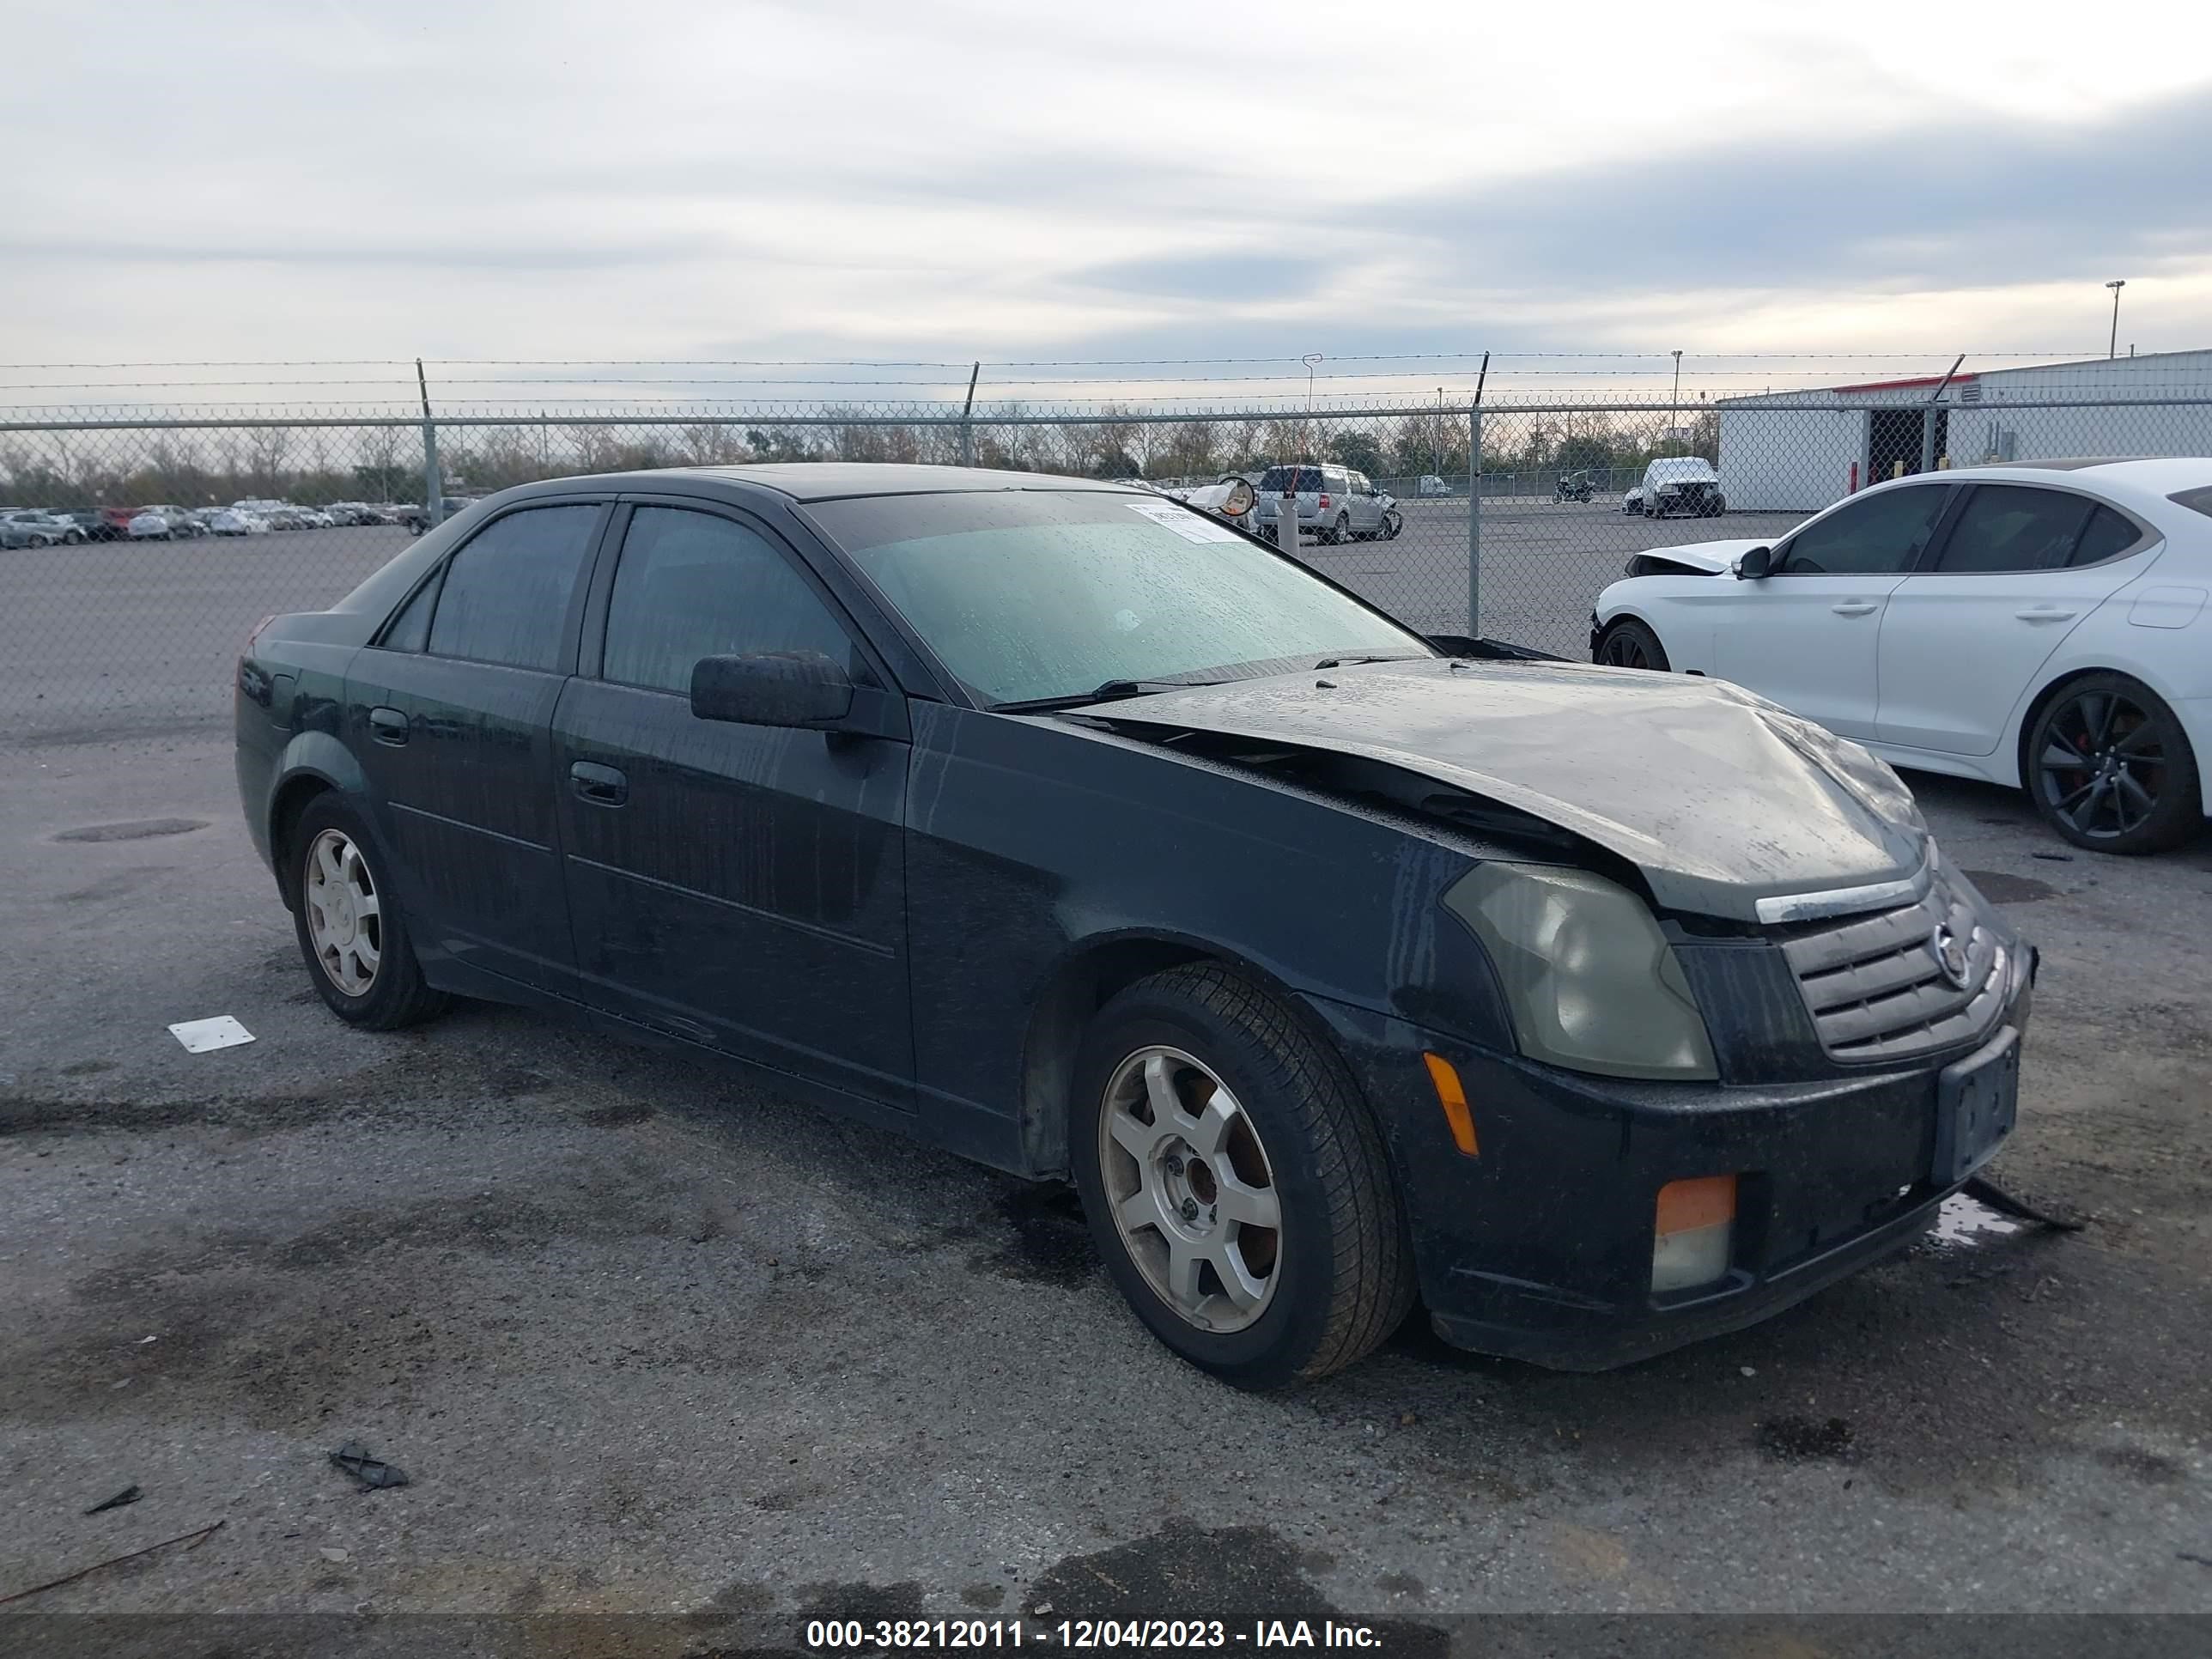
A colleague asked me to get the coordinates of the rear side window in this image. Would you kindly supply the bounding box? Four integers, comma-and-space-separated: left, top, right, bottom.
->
1933, 485, 2093, 574
1779, 485, 1948, 575
2071, 505, 2145, 565
427, 505, 599, 672
379, 570, 441, 653
2169, 485, 2212, 520
599, 507, 861, 696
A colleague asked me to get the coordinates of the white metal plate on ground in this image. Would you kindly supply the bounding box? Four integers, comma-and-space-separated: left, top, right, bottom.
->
167, 1015, 255, 1054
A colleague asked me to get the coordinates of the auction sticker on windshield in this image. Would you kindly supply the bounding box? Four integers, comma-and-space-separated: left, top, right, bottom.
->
1124, 500, 1242, 543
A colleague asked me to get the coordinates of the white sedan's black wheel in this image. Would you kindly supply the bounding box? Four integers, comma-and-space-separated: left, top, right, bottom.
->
2027, 673, 2202, 854
1071, 963, 1415, 1388
1596, 617, 1670, 672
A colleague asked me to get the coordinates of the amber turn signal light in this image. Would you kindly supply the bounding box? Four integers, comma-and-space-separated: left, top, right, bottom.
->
1422, 1053, 1478, 1156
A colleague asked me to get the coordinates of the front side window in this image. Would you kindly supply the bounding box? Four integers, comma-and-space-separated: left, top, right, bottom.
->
1933, 485, 2094, 574
811, 489, 1431, 707
426, 503, 599, 672
1779, 485, 1949, 575
600, 507, 860, 696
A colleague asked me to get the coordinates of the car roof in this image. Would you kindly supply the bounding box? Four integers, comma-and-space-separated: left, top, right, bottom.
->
546, 462, 1146, 503
1899, 457, 2209, 514
1964, 457, 2212, 489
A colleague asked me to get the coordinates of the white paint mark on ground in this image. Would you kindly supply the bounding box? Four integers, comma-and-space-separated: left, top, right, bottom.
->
1933, 1193, 2024, 1247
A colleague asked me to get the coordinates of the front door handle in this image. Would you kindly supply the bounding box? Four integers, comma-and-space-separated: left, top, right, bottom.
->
569, 760, 629, 807
1830, 601, 1880, 617
2015, 605, 2078, 623
368, 706, 410, 745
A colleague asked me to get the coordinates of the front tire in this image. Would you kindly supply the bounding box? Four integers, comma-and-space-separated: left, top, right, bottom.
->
2027, 673, 2202, 854
1070, 963, 1415, 1388
289, 796, 450, 1028
1596, 617, 1670, 672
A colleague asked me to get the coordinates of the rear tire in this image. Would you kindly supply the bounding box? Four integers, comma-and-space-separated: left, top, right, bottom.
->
2026, 673, 2201, 854
1596, 617, 1670, 672
1070, 963, 1415, 1389
289, 795, 451, 1029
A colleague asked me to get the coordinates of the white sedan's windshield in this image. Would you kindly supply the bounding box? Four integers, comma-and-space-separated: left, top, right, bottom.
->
811, 489, 1431, 706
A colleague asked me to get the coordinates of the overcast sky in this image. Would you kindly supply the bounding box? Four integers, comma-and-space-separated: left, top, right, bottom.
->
7, 0, 2212, 403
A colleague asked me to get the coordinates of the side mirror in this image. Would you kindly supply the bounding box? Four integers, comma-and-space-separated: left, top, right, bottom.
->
1221, 478, 1255, 517
690, 651, 855, 728
1735, 546, 1772, 580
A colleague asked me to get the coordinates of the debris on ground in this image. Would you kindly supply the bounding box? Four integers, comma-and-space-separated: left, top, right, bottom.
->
82, 1486, 142, 1516
319, 1547, 350, 1564
0, 1520, 225, 1605
330, 1442, 409, 1492
1962, 1176, 2087, 1232
166, 1016, 255, 1054
1932, 1194, 2025, 1248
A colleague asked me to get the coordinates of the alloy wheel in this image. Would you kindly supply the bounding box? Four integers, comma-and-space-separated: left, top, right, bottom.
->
1097, 1046, 1283, 1334
2036, 688, 2167, 842
1599, 629, 1654, 669
303, 828, 383, 995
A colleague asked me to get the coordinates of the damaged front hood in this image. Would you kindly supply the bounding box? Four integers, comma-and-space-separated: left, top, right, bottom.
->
1098, 659, 1928, 921
1633, 537, 1767, 574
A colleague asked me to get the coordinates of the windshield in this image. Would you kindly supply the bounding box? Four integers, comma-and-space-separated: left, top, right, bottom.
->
811, 489, 1431, 707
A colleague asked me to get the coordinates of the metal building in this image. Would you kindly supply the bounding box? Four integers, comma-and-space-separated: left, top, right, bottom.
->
1716, 347, 2212, 512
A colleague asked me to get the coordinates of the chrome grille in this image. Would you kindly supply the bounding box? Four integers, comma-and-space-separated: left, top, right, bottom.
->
1780, 873, 2008, 1063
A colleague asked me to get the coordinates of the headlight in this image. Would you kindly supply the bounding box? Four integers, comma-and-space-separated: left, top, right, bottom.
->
1443, 863, 1717, 1080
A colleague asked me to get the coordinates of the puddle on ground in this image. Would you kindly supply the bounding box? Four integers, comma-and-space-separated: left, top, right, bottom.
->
52, 817, 208, 842
1960, 868, 2059, 904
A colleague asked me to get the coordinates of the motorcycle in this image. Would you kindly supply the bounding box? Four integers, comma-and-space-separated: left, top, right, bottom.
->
1553, 470, 1595, 504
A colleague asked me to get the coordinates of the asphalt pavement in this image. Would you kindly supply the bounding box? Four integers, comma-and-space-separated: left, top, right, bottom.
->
3, 727, 2209, 1632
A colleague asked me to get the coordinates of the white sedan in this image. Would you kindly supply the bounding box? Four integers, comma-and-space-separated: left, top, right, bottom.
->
1591, 458, 2212, 854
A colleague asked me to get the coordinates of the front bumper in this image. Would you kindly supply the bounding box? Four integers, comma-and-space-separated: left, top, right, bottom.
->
1304, 981, 2032, 1371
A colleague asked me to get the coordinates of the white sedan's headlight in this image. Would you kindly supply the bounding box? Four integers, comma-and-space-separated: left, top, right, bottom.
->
1444, 864, 1717, 1080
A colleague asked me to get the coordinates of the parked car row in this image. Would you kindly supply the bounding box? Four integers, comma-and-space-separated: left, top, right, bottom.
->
0, 499, 424, 547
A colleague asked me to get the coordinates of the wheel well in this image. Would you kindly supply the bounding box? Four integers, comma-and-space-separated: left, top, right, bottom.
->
269, 775, 333, 909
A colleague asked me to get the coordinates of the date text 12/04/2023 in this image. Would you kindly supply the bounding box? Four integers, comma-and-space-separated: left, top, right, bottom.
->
805, 1622, 1387, 1650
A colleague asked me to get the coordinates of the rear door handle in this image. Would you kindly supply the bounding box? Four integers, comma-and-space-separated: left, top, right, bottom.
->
368, 706, 409, 745
569, 760, 629, 807
2015, 605, 2077, 623
1830, 601, 1880, 617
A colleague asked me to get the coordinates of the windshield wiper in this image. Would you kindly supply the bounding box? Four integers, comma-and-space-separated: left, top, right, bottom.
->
990, 678, 1234, 714
1311, 653, 1421, 670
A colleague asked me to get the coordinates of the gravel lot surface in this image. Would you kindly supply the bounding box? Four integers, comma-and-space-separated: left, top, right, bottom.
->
3, 728, 2209, 1638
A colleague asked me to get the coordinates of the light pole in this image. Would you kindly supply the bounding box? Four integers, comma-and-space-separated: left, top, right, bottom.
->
2106, 281, 2125, 359
1435, 386, 1443, 477
1670, 349, 1683, 447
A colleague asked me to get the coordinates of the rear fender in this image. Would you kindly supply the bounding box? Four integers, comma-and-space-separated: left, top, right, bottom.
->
264, 731, 374, 907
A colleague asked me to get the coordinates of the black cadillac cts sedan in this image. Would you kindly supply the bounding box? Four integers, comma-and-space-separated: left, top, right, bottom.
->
237, 465, 2034, 1386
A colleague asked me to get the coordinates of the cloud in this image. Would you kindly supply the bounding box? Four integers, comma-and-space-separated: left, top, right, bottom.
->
1076, 252, 1332, 303
1385, 86, 2212, 299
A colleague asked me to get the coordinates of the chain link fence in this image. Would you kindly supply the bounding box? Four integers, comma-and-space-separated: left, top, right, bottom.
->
5, 385, 2211, 743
